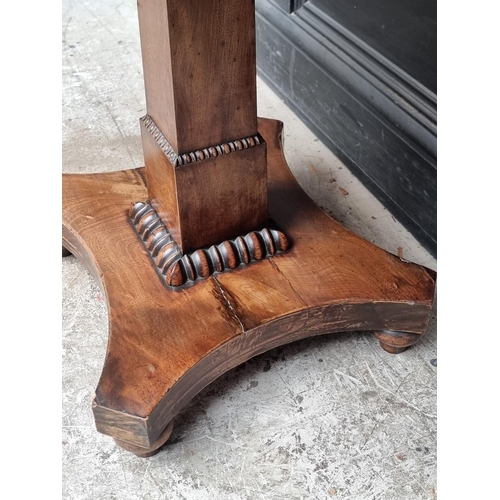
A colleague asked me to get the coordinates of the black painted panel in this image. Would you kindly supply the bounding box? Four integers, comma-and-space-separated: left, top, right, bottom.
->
255, 0, 437, 254
270, 0, 308, 13
270, 0, 292, 13
311, 0, 436, 93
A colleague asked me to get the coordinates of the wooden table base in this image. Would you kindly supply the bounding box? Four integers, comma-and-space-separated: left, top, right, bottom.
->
62, 118, 436, 457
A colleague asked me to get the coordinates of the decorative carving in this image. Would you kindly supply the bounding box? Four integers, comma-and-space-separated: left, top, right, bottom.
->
140, 115, 179, 165
176, 134, 263, 166
141, 114, 263, 167
129, 201, 291, 287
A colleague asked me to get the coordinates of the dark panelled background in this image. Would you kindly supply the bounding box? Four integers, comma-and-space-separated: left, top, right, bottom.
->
255, 0, 437, 255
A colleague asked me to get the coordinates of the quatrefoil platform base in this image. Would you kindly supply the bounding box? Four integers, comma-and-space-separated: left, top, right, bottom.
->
62, 118, 436, 457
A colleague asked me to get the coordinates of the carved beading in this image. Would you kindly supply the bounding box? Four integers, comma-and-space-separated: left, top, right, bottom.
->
140, 115, 179, 166
129, 201, 290, 288
141, 115, 263, 167
176, 134, 262, 166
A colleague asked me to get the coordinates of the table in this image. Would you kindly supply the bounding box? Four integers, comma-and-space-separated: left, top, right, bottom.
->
62, 0, 436, 457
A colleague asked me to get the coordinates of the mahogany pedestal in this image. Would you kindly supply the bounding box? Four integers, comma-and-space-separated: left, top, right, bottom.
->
62, 118, 436, 457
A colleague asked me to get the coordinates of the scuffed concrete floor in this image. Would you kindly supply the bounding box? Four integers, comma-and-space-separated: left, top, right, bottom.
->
62, 1, 437, 498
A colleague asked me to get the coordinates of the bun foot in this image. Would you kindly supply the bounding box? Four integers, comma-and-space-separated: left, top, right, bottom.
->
374, 330, 422, 354
114, 421, 174, 458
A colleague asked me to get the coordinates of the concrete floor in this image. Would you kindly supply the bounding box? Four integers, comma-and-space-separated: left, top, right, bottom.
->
62, 1, 437, 498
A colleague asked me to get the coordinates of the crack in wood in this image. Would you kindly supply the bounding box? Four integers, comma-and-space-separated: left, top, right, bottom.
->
213, 277, 246, 333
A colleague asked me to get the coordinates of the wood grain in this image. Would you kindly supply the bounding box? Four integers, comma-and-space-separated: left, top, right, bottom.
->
141, 107, 268, 253
137, 0, 258, 154
62, 118, 436, 453
137, 1, 268, 252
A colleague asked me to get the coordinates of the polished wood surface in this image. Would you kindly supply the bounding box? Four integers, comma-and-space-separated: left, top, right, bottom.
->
137, 0, 258, 153
142, 115, 268, 253
62, 118, 436, 454
137, 0, 267, 252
